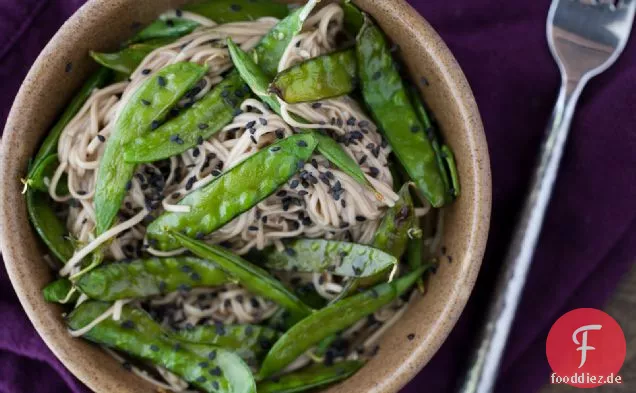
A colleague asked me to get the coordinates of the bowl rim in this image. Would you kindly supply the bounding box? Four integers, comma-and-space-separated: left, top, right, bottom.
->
0, 1, 491, 392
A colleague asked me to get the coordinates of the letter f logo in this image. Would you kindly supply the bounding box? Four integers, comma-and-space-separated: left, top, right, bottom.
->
573, 325, 602, 368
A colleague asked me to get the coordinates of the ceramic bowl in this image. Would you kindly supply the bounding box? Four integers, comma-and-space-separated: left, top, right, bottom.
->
0, 1, 491, 392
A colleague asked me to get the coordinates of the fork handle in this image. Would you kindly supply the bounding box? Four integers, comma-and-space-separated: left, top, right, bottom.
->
456, 76, 585, 393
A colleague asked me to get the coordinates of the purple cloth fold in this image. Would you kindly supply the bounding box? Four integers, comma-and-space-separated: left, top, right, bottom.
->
1, 1, 634, 393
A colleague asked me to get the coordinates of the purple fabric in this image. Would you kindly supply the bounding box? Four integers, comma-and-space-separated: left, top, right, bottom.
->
1, 1, 634, 393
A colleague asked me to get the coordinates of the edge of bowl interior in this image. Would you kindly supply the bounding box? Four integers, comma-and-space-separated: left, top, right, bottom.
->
0, 1, 491, 392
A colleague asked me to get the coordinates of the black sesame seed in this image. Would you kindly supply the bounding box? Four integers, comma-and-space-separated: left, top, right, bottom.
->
421, 76, 429, 86
311, 102, 322, 109
358, 155, 368, 165
297, 140, 308, 147
157, 76, 167, 87
209, 366, 222, 376
97, 134, 106, 142
299, 190, 308, 196
141, 99, 151, 106
296, 160, 305, 170
196, 376, 207, 383
246, 120, 256, 129
150, 344, 159, 352
262, 215, 268, 223
212, 381, 220, 390
198, 123, 209, 130
290, 179, 299, 189
259, 117, 268, 126
198, 361, 209, 368
121, 320, 135, 329
284, 248, 296, 257
259, 338, 272, 350
208, 351, 217, 360
151, 120, 160, 130
341, 199, 346, 208
250, 135, 257, 144
372, 71, 382, 80
197, 135, 204, 145
407, 333, 416, 341
142, 68, 151, 75
215, 322, 226, 336
212, 170, 221, 176
221, 89, 230, 98
65, 62, 73, 73
170, 134, 184, 145
347, 117, 356, 126
411, 125, 421, 133
248, 225, 258, 231
369, 167, 379, 177
336, 118, 343, 127
276, 190, 287, 197
230, 3, 242, 11
165, 19, 175, 27
275, 128, 285, 139
185, 176, 197, 190
233, 108, 243, 116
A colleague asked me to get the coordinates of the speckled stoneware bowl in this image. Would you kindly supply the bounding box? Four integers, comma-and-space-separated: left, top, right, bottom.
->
0, 0, 490, 392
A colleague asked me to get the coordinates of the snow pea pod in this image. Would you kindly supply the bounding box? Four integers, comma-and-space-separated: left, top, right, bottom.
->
67, 301, 256, 393
183, 0, 290, 23
26, 191, 74, 263
123, 73, 248, 163
171, 232, 313, 319
442, 145, 460, 198
270, 49, 357, 103
227, 39, 371, 190
258, 361, 364, 393
26, 67, 112, 185
76, 257, 228, 301
94, 62, 207, 234
43, 278, 78, 303
258, 266, 427, 378
174, 324, 280, 364
129, 18, 199, 44
262, 239, 397, 277
146, 133, 317, 249
90, 39, 174, 75
122, 3, 316, 163
371, 183, 417, 258
26, 154, 68, 195
407, 238, 426, 293
356, 17, 448, 207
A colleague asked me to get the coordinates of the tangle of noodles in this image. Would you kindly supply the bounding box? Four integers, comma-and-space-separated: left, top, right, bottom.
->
44, 4, 440, 390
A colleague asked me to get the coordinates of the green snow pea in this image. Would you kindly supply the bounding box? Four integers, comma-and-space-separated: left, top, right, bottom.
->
343, 0, 364, 34
262, 239, 397, 277
252, 0, 318, 78
26, 154, 68, 195
43, 278, 78, 304
258, 266, 427, 378
76, 257, 228, 301
371, 183, 417, 258
270, 49, 357, 103
123, 73, 248, 163
67, 301, 256, 393
122, 3, 317, 163
129, 18, 199, 45
227, 39, 371, 190
342, 183, 419, 294
146, 133, 317, 249
94, 62, 207, 234
183, 0, 290, 23
90, 39, 174, 75
26, 191, 74, 263
356, 16, 448, 207
408, 86, 459, 201
174, 324, 280, 364
171, 232, 313, 319
442, 145, 460, 198
258, 361, 364, 393
26, 67, 112, 185
407, 238, 426, 293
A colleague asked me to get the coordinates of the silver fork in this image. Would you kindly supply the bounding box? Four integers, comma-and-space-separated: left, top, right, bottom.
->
456, 1, 635, 393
